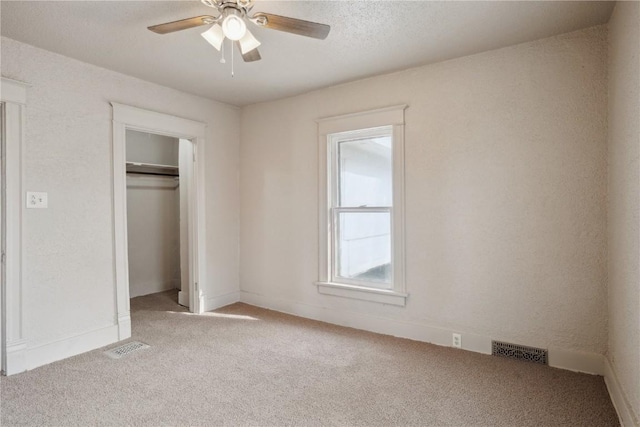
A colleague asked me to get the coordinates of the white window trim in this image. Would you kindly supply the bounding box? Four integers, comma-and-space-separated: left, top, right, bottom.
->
315, 105, 408, 307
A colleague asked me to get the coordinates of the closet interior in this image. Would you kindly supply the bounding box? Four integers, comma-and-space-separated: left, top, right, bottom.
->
125, 129, 189, 307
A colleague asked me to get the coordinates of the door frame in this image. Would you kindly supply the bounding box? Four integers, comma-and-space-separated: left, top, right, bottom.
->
1, 77, 28, 375
111, 103, 207, 340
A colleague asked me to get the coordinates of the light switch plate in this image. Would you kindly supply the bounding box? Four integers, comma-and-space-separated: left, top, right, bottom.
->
26, 192, 48, 209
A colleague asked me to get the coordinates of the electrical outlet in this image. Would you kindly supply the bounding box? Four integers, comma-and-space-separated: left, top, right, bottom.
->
26, 192, 48, 209
452, 333, 461, 349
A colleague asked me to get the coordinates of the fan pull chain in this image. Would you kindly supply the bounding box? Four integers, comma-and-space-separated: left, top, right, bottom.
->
220, 39, 226, 64
231, 41, 235, 77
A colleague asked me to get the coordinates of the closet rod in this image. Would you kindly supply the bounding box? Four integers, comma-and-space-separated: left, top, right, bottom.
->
126, 171, 179, 177
126, 161, 179, 177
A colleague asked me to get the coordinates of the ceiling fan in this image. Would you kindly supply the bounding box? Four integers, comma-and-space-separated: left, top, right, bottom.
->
148, 0, 331, 63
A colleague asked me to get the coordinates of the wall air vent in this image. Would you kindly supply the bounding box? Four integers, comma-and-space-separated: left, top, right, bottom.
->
492, 341, 548, 365
104, 341, 149, 359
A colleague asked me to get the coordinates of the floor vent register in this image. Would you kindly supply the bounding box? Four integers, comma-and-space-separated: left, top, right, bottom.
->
492, 341, 548, 365
104, 341, 150, 359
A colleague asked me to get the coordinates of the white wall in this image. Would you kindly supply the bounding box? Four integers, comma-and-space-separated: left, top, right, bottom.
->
0, 36, 240, 366
606, 2, 640, 425
126, 129, 179, 166
240, 26, 608, 361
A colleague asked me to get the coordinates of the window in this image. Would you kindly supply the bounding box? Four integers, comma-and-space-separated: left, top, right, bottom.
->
316, 105, 407, 306
332, 128, 393, 287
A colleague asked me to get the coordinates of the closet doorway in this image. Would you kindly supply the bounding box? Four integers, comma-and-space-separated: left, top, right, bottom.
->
111, 103, 207, 342
125, 130, 190, 307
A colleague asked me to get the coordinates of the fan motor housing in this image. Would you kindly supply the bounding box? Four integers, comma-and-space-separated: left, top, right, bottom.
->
202, 0, 251, 11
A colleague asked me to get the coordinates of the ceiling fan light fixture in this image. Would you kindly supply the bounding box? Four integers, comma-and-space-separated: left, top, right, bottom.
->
201, 24, 224, 51
238, 29, 261, 54
222, 14, 247, 41
148, 3, 331, 64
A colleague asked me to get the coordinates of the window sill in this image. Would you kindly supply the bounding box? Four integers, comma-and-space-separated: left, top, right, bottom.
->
314, 282, 408, 307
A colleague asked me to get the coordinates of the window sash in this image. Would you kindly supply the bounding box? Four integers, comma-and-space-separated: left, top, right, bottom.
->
329, 126, 394, 209
330, 206, 393, 290
328, 127, 395, 290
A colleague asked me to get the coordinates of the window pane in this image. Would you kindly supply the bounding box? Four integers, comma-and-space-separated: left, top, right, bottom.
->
338, 136, 392, 207
336, 211, 391, 285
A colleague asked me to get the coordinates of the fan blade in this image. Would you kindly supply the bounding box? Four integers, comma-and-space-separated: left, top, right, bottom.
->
251, 13, 330, 40
148, 16, 217, 34
236, 43, 261, 62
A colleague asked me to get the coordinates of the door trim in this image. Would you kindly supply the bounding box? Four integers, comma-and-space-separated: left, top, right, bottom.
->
111, 103, 207, 340
1, 77, 28, 375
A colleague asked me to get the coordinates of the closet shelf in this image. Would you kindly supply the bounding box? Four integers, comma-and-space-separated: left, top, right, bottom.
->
126, 161, 179, 177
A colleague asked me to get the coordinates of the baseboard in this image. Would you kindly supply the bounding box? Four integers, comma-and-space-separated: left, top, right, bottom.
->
129, 283, 176, 299
240, 291, 490, 353
4, 338, 28, 375
202, 291, 240, 312
25, 324, 119, 371
548, 347, 604, 375
239, 291, 604, 375
178, 290, 189, 307
117, 314, 131, 341
604, 357, 639, 427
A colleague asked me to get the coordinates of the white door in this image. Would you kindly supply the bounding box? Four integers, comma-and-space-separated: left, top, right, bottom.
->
0, 102, 5, 372
178, 139, 192, 307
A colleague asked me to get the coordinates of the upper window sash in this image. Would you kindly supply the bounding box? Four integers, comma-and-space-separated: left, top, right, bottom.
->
330, 126, 393, 210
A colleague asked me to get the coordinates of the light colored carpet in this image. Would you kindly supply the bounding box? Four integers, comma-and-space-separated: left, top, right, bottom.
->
1, 290, 619, 426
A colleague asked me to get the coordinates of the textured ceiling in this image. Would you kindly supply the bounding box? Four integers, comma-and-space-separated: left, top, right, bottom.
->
1, 1, 614, 106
